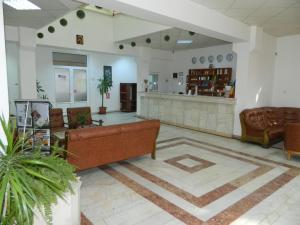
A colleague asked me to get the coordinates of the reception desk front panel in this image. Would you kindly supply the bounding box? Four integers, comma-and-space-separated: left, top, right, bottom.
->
138, 92, 236, 137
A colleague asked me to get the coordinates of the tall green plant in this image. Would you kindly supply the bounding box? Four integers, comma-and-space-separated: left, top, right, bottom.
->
97, 76, 112, 108
0, 116, 76, 225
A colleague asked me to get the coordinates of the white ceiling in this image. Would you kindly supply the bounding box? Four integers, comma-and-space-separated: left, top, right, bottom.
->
120, 28, 230, 52
3, 0, 82, 29
191, 0, 300, 37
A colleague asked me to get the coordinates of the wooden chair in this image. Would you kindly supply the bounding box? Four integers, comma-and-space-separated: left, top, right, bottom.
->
284, 123, 300, 160
49, 108, 68, 146
49, 108, 68, 132
66, 107, 103, 129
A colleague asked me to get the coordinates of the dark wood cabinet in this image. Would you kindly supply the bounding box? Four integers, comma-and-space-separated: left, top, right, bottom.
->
120, 83, 137, 112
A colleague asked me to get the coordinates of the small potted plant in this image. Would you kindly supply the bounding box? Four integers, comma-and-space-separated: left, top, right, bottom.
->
97, 76, 112, 114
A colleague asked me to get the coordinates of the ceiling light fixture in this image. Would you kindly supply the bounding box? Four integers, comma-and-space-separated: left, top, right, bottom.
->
177, 40, 193, 44
3, 0, 40, 10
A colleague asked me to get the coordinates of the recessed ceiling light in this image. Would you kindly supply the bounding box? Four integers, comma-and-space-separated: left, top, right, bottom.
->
4, 0, 40, 10
177, 40, 193, 44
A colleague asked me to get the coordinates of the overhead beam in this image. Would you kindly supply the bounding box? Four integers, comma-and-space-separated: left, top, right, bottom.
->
79, 0, 250, 42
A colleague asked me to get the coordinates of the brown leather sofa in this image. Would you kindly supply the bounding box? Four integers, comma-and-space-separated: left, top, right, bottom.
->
66, 120, 160, 171
240, 107, 300, 147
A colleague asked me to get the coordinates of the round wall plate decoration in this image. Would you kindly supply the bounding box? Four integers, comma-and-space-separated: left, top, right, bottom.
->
208, 55, 214, 63
77, 10, 85, 19
37, 32, 44, 39
60, 18, 68, 26
217, 55, 223, 63
199, 56, 205, 64
48, 26, 55, 33
226, 53, 234, 62
192, 57, 197, 64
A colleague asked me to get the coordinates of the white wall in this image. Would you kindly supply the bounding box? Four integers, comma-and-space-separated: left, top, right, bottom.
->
233, 31, 277, 136
170, 44, 237, 93
149, 44, 237, 94
80, 0, 250, 42
272, 35, 300, 107
113, 14, 170, 42
5, 42, 19, 114
35, 46, 137, 113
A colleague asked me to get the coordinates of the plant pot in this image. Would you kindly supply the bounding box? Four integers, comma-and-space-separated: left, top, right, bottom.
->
33, 179, 82, 225
99, 106, 107, 114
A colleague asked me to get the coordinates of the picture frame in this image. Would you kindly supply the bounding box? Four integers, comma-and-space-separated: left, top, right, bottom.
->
15, 101, 32, 127
103, 66, 112, 86
76, 34, 84, 45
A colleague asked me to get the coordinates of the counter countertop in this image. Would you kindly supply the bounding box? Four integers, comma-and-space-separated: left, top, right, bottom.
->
139, 92, 236, 105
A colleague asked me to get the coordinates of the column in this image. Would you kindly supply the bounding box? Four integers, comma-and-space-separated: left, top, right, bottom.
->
18, 27, 37, 99
0, 1, 9, 144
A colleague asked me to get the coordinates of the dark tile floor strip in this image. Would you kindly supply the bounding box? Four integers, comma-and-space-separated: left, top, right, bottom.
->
100, 165, 203, 225
204, 171, 296, 225
184, 137, 300, 170
81, 213, 93, 225
120, 161, 272, 207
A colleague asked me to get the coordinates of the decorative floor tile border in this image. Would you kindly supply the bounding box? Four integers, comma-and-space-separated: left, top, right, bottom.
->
99, 137, 300, 225
164, 154, 215, 173
101, 165, 203, 225
81, 213, 93, 225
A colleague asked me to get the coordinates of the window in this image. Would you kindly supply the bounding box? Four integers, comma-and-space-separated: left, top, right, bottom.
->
148, 73, 159, 91
54, 67, 87, 103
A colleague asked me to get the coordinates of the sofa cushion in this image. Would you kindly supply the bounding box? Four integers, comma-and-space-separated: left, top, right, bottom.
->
67, 125, 121, 141
243, 109, 268, 130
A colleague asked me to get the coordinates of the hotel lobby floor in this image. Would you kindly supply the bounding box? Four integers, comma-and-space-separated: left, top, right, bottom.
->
79, 116, 300, 225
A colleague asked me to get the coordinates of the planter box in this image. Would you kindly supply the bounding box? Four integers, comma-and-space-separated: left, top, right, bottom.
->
33, 178, 82, 225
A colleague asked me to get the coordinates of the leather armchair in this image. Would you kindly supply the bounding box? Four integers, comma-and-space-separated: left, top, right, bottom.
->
49, 108, 68, 132
67, 107, 103, 129
49, 108, 68, 146
284, 123, 300, 160
240, 107, 300, 147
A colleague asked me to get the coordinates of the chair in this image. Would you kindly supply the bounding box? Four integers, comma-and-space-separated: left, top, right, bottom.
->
284, 123, 300, 160
49, 108, 68, 146
67, 107, 103, 129
49, 108, 68, 132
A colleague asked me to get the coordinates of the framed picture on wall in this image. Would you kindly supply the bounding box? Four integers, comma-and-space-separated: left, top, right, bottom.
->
173, 73, 178, 79
76, 35, 84, 45
103, 66, 112, 86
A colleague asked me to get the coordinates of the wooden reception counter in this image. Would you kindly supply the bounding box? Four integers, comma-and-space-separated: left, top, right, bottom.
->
138, 92, 236, 137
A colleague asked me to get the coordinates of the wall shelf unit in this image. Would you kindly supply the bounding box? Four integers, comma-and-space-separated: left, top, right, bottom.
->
186, 68, 232, 96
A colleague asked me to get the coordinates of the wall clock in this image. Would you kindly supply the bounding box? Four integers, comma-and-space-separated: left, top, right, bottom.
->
192, 57, 197, 64
217, 55, 223, 63
226, 53, 234, 62
208, 55, 214, 63
199, 56, 205, 64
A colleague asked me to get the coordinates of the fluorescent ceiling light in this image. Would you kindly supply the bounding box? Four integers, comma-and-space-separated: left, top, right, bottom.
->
4, 0, 41, 10
177, 40, 193, 44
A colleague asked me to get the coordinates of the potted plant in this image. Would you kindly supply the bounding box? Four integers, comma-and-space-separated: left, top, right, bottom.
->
0, 116, 77, 225
97, 76, 112, 114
